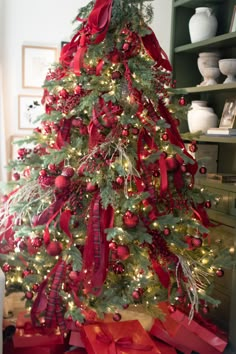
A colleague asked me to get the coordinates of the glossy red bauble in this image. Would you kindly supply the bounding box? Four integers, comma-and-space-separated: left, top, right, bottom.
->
112, 262, 125, 274
205, 200, 211, 209
178, 96, 186, 106
25, 291, 33, 300
62, 166, 75, 178
116, 176, 124, 185
191, 237, 202, 248
216, 268, 224, 277
116, 245, 130, 260
46, 240, 63, 256
86, 182, 98, 192
166, 156, 179, 172
132, 290, 140, 300
12, 172, 20, 181
113, 313, 122, 322
163, 227, 171, 236
55, 175, 70, 189
199, 166, 207, 174
123, 211, 139, 228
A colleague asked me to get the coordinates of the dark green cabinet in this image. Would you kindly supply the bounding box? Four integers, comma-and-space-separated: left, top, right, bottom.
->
170, 0, 236, 351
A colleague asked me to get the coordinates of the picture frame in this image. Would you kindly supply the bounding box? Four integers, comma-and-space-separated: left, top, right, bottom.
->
22, 45, 58, 89
229, 6, 236, 32
219, 98, 236, 128
18, 94, 44, 130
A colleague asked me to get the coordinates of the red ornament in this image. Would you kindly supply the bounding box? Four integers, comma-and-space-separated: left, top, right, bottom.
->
46, 240, 63, 256
132, 290, 140, 300
113, 313, 122, 322
59, 89, 68, 99
123, 304, 129, 309
205, 200, 211, 208
112, 262, 125, 274
31, 237, 43, 248
62, 166, 75, 178
12, 172, 20, 181
116, 176, 124, 185
162, 133, 169, 141
109, 241, 117, 250
74, 85, 82, 95
86, 182, 98, 192
168, 304, 176, 313
153, 170, 160, 178
191, 237, 202, 248
55, 175, 70, 189
25, 291, 33, 300
111, 71, 122, 80
69, 271, 80, 282
178, 96, 186, 106
32, 283, 39, 292
216, 268, 224, 277
22, 269, 33, 278
166, 156, 179, 172
116, 245, 130, 260
39, 169, 47, 177
48, 163, 57, 172
132, 127, 139, 135
2, 263, 11, 272
1, 195, 8, 203
163, 227, 171, 236
199, 166, 207, 174
123, 211, 139, 228
122, 129, 129, 137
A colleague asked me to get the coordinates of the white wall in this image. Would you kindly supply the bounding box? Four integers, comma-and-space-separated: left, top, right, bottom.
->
0, 0, 172, 181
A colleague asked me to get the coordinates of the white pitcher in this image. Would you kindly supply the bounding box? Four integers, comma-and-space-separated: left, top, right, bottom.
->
189, 7, 218, 43
187, 101, 218, 134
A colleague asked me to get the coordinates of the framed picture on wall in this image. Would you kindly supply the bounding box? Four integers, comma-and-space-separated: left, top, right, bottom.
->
18, 94, 44, 130
219, 98, 236, 128
230, 6, 236, 32
22, 45, 58, 88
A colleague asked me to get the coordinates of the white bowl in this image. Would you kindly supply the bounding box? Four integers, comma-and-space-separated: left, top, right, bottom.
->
219, 59, 236, 83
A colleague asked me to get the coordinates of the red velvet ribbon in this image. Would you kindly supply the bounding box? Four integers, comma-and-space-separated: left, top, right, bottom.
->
96, 324, 153, 353
87, 0, 113, 43
55, 118, 72, 149
141, 27, 172, 71
151, 259, 170, 289
59, 209, 73, 245
81, 193, 114, 295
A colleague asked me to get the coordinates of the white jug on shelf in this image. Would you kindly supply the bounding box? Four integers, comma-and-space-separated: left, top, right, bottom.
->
189, 7, 218, 43
187, 101, 218, 134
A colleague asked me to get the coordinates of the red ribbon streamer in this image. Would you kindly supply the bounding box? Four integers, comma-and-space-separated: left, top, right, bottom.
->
82, 193, 114, 295
141, 27, 172, 71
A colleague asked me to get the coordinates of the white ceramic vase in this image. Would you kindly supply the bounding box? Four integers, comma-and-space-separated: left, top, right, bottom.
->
197, 52, 220, 86
187, 101, 218, 134
189, 7, 218, 43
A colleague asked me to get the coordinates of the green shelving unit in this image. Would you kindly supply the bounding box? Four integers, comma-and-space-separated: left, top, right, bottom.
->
171, 0, 236, 351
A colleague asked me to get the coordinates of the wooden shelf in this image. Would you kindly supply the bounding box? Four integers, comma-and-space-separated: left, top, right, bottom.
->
174, 32, 236, 53
183, 134, 236, 143
173, 82, 236, 94
174, 0, 223, 8
196, 177, 236, 192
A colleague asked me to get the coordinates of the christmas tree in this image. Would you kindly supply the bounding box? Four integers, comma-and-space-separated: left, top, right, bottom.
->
0, 0, 233, 332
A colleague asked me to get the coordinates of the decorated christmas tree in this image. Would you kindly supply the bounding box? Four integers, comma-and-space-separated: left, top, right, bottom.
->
0, 0, 233, 333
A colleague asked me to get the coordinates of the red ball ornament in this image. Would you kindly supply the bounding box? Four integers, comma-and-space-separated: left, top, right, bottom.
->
116, 245, 130, 260
168, 304, 176, 313
113, 262, 125, 274
166, 156, 179, 172
48, 163, 57, 172
180, 164, 187, 173
132, 127, 139, 135
163, 227, 171, 236
153, 170, 160, 178
31, 237, 43, 248
55, 175, 70, 189
191, 237, 202, 248
122, 129, 129, 137
162, 132, 169, 141
199, 166, 207, 174
59, 89, 68, 99
32, 283, 39, 292
2, 263, 11, 272
109, 241, 117, 250
69, 271, 80, 282
74, 85, 82, 95
178, 96, 186, 106
12, 172, 20, 181
205, 200, 211, 208
86, 182, 98, 192
46, 240, 63, 256
111, 71, 122, 80
25, 291, 33, 300
22, 269, 33, 278
116, 176, 124, 185
62, 166, 75, 178
123, 304, 129, 309
216, 268, 224, 277
113, 313, 122, 322
132, 290, 140, 300
123, 211, 139, 228
39, 169, 47, 177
